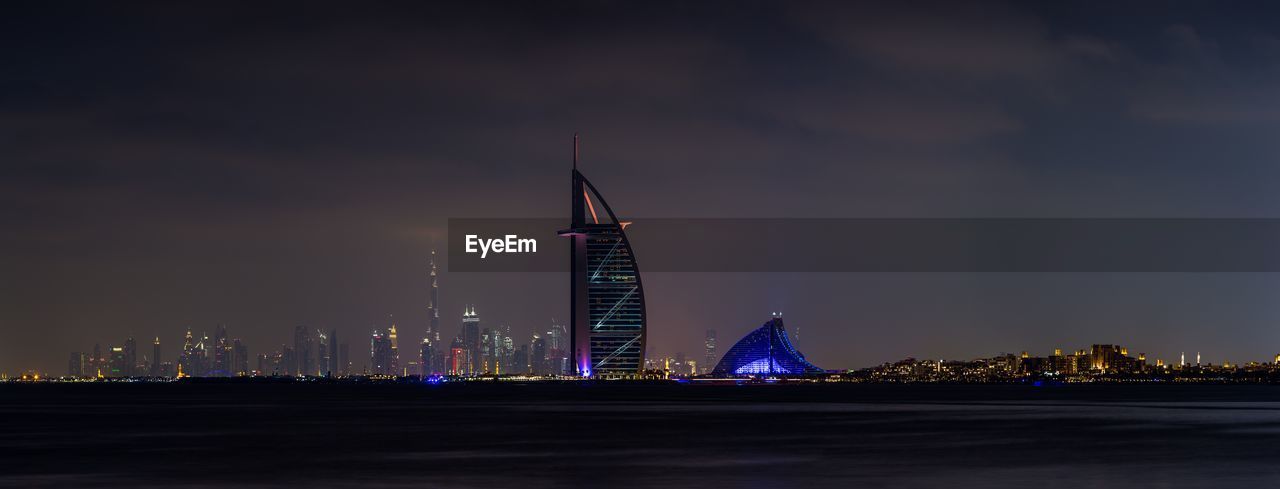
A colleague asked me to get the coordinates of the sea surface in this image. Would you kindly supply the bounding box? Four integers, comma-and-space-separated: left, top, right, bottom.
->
3, 381, 1280, 488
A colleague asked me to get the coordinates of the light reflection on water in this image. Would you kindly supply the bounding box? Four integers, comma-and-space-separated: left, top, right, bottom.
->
2, 384, 1280, 488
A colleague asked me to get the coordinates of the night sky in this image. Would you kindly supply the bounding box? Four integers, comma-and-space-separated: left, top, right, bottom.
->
6, 1, 1280, 374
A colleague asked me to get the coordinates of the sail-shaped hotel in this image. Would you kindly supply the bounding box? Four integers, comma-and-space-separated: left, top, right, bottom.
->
559, 135, 646, 378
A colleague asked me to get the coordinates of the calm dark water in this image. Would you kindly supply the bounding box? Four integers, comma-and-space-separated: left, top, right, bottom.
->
3, 382, 1280, 488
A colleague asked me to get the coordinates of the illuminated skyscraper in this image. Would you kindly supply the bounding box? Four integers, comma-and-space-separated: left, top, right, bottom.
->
704, 329, 717, 375
481, 327, 494, 373
426, 250, 441, 372
449, 336, 470, 376
196, 332, 210, 376
316, 330, 329, 376
109, 346, 127, 377
558, 135, 646, 378
180, 330, 195, 376
420, 338, 433, 377
500, 326, 514, 373
388, 319, 400, 374
151, 337, 161, 377
370, 329, 394, 376
530, 334, 546, 375
479, 325, 513, 374
462, 305, 480, 374
213, 324, 229, 376
546, 320, 567, 375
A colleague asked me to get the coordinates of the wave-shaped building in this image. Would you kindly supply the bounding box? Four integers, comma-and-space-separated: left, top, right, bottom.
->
558, 136, 646, 378
712, 315, 824, 376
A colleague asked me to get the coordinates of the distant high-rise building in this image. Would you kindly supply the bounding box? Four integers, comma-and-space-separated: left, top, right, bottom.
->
68, 352, 84, 378
282, 346, 295, 376
500, 326, 514, 373
514, 344, 529, 374
195, 332, 210, 376
481, 327, 495, 373
420, 338, 433, 377
232, 339, 248, 376
530, 334, 547, 375
212, 324, 229, 376
328, 329, 339, 376
123, 337, 138, 377
704, 329, 717, 375
294, 326, 313, 377
546, 320, 567, 375
462, 306, 481, 374
316, 330, 329, 376
479, 325, 514, 374
151, 337, 162, 377
387, 320, 400, 375
88, 343, 103, 377
180, 330, 195, 376
108, 346, 127, 377
256, 353, 269, 376
370, 329, 394, 376
449, 336, 470, 376
426, 250, 441, 371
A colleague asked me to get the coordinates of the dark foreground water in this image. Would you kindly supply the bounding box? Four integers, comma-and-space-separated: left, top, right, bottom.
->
3, 382, 1280, 488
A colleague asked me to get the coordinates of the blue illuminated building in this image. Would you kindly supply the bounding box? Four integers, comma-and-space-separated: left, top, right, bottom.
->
711, 315, 823, 376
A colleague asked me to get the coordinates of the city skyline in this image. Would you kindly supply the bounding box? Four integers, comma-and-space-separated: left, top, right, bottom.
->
11, 1, 1280, 374
42, 309, 1280, 380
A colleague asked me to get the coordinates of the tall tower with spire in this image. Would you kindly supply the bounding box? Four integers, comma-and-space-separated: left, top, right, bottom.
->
462, 305, 481, 374
425, 250, 441, 374
388, 316, 400, 375
180, 329, 194, 377
151, 337, 161, 377
428, 249, 440, 342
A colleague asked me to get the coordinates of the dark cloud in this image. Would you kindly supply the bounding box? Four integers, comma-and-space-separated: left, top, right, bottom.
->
792, 2, 1067, 80
1128, 25, 1280, 124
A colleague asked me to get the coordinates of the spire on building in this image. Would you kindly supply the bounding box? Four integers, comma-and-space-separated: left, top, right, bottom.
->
428, 249, 440, 343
